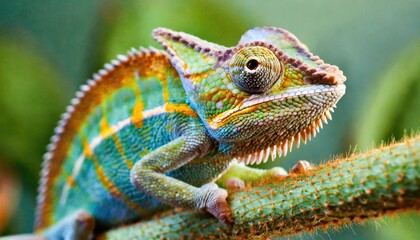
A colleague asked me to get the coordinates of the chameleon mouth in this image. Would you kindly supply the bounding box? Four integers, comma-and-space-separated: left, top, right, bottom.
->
227, 84, 346, 165
234, 105, 336, 165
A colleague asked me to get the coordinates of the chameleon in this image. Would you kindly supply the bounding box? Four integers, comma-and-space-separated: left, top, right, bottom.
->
34, 27, 346, 239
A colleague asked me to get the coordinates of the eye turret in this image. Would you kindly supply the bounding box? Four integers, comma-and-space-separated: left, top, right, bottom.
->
227, 46, 282, 94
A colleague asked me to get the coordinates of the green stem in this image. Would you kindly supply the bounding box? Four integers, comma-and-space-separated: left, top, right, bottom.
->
99, 136, 420, 239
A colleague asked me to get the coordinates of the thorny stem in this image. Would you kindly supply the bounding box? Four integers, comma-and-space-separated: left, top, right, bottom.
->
99, 135, 420, 239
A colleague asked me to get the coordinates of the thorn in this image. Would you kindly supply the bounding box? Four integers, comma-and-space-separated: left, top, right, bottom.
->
117, 54, 128, 61
316, 119, 323, 129
256, 151, 263, 165
130, 47, 138, 53
283, 142, 288, 157
306, 127, 312, 141
263, 147, 270, 163
325, 111, 333, 120
301, 132, 307, 144
288, 138, 293, 152
104, 63, 113, 71
321, 114, 327, 124
257, 151, 263, 164
277, 144, 283, 157
246, 155, 252, 165
270, 146, 277, 161
294, 134, 301, 148
98, 69, 108, 76
250, 152, 257, 165
80, 85, 90, 92
111, 59, 120, 66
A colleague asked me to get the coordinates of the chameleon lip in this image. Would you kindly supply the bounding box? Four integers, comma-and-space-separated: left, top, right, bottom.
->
210, 83, 346, 128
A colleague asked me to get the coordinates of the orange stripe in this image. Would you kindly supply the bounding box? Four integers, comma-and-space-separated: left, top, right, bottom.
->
165, 103, 198, 117
112, 134, 133, 169
100, 104, 133, 169
66, 176, 76, 187
37, 51, 177, 231
162, 78, 170, 102
132, 75, 145, 128
99, 104, 115, 138
209, 104, 253, 129
81, 135, 145, 214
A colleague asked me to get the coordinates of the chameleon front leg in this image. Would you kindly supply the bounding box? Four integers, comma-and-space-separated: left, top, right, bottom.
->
43, 210, 94, 240
130, 130, 232, 224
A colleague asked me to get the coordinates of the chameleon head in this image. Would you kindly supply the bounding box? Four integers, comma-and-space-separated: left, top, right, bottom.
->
154, 27, 346, 164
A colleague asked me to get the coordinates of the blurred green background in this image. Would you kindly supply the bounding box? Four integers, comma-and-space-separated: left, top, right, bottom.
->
0, 0, 419, 239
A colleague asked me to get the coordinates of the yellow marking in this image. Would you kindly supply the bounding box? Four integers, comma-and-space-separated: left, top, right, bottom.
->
112, 134, 133, 169
38, 52, 176, 231
132, 98, 144, 128
82, 135, 93, 158
100, 118, 114, 138
165, 103, 198, 117
100, 104, 133, 169
81, 135, 146, 214
131, 74, 145, 128
209, 105, 255, 129
189, 72, 209, 83
162, 78, 169, 102
100, 104, 114, 137
66, 176, 76, 187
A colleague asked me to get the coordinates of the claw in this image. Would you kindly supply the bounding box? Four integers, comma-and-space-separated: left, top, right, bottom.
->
226, 177, 245, 191
290, 160, 313, 174
200, 183, 233, 225
267, 167, 288, 178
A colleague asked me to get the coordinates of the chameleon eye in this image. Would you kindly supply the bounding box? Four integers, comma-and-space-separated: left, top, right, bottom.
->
246, 59, 259, 70
227, 46, 282, 94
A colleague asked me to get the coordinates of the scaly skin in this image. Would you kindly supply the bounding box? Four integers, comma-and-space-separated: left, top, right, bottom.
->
35, 27, 346, 239
99, 136, 420, 239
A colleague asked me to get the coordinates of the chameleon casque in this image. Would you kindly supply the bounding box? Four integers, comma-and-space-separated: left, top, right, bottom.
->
35, 27, 346, 239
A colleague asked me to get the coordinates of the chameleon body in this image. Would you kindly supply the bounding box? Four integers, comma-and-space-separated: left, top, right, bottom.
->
35, 27, 346, 238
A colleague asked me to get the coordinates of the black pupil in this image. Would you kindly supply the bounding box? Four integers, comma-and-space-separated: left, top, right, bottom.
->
246, 59, 259, 70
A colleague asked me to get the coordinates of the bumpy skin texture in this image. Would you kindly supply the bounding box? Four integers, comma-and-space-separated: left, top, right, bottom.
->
35, 27, 346, 237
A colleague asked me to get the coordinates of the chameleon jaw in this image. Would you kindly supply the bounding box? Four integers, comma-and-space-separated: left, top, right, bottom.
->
234, 105, 336, 165
213, 83, 346, 165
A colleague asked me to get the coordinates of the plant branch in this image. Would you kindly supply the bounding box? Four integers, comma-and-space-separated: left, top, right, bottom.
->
99, 135, 420, 239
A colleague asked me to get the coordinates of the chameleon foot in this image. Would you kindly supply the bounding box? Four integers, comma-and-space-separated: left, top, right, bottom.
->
266, 167, 288, 178
217, 163, 288, 188
290, 160, 313, 174
226, 177, 245, 191
44, 210, 94, 240
197, 183, 232, 225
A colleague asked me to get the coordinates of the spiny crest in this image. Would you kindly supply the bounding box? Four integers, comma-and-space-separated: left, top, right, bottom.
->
153, 28, 226, 76
36, 46, 170, 230
42, 47, 166, 161
238, 27, 346, 85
